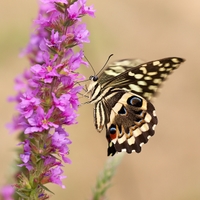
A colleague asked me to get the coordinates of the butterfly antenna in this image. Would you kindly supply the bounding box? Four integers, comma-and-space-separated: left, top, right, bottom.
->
84, 55, 96, 76
96, 54, 113, 76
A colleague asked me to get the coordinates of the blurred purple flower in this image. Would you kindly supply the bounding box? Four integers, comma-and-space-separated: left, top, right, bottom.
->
0, 185, 14, 200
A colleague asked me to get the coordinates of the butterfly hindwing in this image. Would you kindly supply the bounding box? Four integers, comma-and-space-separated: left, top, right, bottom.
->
94, 89, 157, 156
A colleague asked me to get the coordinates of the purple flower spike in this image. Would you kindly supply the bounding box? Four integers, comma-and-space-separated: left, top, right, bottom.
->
8, 0, 94, 197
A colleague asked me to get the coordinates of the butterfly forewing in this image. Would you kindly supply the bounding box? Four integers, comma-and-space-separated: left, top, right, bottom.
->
99, 57, 185, 100
88, 57, 185, 156
97, 58, 145, 85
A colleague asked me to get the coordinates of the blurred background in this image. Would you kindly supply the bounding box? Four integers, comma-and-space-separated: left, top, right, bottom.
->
0, 0, 200, 199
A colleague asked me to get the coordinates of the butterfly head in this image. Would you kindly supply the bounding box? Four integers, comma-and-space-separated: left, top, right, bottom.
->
89, 75, 98, 82
87, 75, 102, 103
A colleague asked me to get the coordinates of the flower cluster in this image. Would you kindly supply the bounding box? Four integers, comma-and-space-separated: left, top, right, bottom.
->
8, 0, 94, 198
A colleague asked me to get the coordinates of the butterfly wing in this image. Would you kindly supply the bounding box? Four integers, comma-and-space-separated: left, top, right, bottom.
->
94, 89, 158, 156
91, 57, 185, 156
98, 58, 145, 85
99, 57, 185, 100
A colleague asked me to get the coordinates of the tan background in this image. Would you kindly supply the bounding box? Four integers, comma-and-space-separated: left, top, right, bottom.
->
0, 0, 200, 199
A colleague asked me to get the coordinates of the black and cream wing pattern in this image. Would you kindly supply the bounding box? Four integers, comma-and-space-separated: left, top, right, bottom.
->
87, 57, 185, 156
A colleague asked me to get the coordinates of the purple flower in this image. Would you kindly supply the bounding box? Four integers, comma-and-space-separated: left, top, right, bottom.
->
44, 156, 58, 167
62, 107, 78, 125
67, 1, 81, 21
21, 32, 47, 64
49, 166, 66, 188
68, 49, 88, 70
67, 0, 95, 20
45, 30, 65, 50
52, 127, 72, 163
7, 115, 23, 133
74, 24, 90, 43
60, 75, 74, 90
18, 93, 40, 118
20, 152, 31, 164
52, 93, 71, 111
18, 140, 34, 170
80, 0, 95, 17
68, 86, 82, 110
67, 24, 90, 46
25, 106, 58, 134
19, 140, 31, 164
30, 55, 60, 84
0, 185, 14, 200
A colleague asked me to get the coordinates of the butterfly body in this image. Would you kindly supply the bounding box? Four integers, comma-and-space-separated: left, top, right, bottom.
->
87, 57, 185, 156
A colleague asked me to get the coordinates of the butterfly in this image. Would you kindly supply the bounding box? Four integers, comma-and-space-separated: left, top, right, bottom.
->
86, 57, 185, 156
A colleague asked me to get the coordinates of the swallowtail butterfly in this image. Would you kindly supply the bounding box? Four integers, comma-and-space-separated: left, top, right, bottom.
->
86, 57, 185, 156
